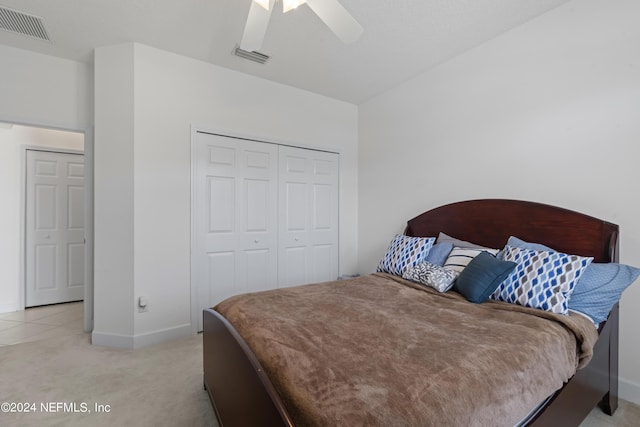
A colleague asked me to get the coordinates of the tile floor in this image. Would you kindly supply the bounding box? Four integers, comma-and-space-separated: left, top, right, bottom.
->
0, 301, 85, 346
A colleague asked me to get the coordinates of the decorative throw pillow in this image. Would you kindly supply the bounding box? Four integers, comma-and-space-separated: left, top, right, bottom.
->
444, 247, 499, 273
456, 251, 517, 303
502, 236, 640, 323
403, 262, 459, 293
492, 246, 593, 315
424, 242, 454, 266
377, 235, 435, 276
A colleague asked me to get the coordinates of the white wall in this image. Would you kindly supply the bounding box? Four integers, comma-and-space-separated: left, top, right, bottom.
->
0, 45, 93, 132
0, 125, 83, 313
359, 0, 640, 404
93, 43, 358, 348
93, 44, 136, 344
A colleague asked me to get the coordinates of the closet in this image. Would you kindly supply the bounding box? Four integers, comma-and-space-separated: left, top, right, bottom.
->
193, 132, 339, 331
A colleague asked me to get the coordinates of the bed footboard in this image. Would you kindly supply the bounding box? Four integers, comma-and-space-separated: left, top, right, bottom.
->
202, 308, 292, 427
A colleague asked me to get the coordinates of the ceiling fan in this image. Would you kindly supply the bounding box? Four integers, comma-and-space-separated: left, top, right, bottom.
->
240, 0, 363, 53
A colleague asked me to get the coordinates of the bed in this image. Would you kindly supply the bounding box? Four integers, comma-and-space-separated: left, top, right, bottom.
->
203, 199, 622, 426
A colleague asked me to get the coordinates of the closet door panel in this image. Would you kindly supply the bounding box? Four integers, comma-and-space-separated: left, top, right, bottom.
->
312, 244, 334, 283
244, 248, 272, 292
195, 133, 278, 331
207, 251, 236, 305
278, 146, 339, 288
281, 246, 307, 287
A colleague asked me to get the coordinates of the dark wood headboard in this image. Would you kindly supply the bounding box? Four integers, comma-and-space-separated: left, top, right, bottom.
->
405, 199, 619, 263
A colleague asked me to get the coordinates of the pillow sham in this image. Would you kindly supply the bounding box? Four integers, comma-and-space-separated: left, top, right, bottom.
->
377, 235, 435, 276
492, 246, 593, 315
444, 247, 499, 273
504, 236, 640, 323
436, 232, 495, 250
456, 251, 517, 304
504, 236, 554, 253
570, 263, 640, 324
403, 262, 459, 293
424, 242, 454, 266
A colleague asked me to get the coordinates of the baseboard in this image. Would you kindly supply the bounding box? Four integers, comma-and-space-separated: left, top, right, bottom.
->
132, 323, 192, 349
91, 331, 135, 349
620, 377, 640, 406
0, 302, 20, 314
91, 324, 192, 350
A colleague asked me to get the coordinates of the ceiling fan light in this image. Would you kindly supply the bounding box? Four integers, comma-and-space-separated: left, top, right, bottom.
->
282, 0, 306, 13
254, 0, 271, 11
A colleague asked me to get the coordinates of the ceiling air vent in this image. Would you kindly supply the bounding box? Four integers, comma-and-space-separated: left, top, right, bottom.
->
234, 46, 270, 64
0, 5, 51, 41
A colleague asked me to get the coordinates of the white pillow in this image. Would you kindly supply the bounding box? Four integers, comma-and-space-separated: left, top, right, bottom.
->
443, 247, 498, 273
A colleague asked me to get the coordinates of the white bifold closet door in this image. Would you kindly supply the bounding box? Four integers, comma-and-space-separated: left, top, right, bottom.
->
193, 132, 339, 331
278, 146, 339, 287
194, 133, 279, 331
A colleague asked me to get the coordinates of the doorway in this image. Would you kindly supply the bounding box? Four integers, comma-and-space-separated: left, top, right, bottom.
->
25, 149, 85, 307
0, 123, 85, 314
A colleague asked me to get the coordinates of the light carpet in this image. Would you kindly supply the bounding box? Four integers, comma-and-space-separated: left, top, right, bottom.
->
0, 333, 217, 426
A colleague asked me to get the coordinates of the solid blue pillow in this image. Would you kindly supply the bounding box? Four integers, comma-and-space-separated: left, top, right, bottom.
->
504, 236, 640, 324
456, 251, 517, 304
496, 236, 553, 259
425, 242, 454, 266
504, 236, 553, 252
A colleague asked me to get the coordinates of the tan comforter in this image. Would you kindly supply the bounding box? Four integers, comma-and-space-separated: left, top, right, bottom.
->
215, 273, 598, 427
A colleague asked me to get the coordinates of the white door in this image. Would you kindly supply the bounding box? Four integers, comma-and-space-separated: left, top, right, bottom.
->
25, 150, 85, 307
278, 146, 339, 287
194, 132, 278, 331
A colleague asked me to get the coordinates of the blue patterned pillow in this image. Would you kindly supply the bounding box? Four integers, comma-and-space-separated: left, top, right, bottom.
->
503, 236, 640, 323
492, 246, 593, 315
377, 235, 435, 276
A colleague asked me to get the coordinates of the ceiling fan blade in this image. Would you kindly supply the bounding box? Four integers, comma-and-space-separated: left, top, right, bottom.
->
240, 0, 274, 52
305, 0, 363, 44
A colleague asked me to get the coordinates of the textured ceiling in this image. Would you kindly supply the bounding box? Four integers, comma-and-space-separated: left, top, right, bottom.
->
0, 0, 572, 104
